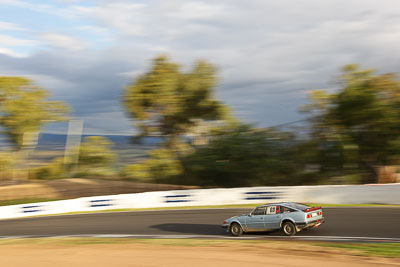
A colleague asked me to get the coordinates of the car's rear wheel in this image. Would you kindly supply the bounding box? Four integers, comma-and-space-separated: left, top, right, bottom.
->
282, 221, 296, 236
229, 223, 243, 237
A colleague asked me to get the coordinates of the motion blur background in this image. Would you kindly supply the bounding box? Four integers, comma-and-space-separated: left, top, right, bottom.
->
0, 0, 400, 204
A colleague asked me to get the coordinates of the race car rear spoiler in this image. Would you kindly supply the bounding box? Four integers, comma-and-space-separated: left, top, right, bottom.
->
304, 206, 322, 212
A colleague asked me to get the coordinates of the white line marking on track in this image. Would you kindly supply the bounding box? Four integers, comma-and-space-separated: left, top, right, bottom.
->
0, 234, 399, 242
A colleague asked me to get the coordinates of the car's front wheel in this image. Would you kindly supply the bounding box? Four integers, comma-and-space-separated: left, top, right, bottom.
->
282, 221, 296, 236
229, 223, 243, 237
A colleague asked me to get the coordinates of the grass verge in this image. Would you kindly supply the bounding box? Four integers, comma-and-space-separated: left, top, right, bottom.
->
0, 198, 60, 206
0, 237, 398, 258
313, 242, 400, 258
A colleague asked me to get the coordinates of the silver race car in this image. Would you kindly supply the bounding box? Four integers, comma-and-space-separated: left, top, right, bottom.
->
222, 202, 325, 236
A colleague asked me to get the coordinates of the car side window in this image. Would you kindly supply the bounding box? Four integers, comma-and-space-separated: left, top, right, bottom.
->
281, 206, 296, 213
266, 206, 276, 215
252, 207, 266, 216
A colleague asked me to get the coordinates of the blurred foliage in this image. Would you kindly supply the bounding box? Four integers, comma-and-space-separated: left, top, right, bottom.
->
32, 157, 64, 180
3, 62, 400, 187
122, 164, 150, 181
122, 148, 183, 183
121, 60, 400, 186
78, 136, 116, 173
0, 151, 16, 172
122, 56, 231, 147
303, 64, 400, 183
0, 77, 69, 150
181, 123, 311, 187
29, 136, 118, 180
0, 151, 17, 180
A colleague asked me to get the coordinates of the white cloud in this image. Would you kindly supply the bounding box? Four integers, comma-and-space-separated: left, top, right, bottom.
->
0, 33, 37, 57
60, 3, 146, 36
55, 0, 87, 3
0, 21, 25, 31
171, 1, 224, 20
0, 34, 36, 46
76, 25, 108, 36
39, 33, 89, 50
76, 25, 114, 43
0, 0, 53, 12
0, 47, 24, 57
0, 0, 25, 5
56, 1, 226, 39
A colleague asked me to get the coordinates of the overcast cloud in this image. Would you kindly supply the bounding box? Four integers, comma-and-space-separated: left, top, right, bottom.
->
0, 0, 400, 134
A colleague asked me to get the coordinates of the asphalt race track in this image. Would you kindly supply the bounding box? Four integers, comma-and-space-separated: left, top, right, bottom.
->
0, 207, 399, 242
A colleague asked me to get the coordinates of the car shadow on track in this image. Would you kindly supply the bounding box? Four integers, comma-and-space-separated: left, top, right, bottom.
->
151, 223, 224, 235
150, 223, 286, 236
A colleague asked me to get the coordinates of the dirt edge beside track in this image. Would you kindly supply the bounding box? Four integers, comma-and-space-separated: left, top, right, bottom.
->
0, 239, 398, 267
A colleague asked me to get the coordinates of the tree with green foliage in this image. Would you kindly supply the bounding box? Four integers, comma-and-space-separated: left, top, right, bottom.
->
122, 56, 229, 147
122, 163, 150, 181
123, 148, 183, 183
77, 136, 116, 175
0, 77, 69, 150
182, 123, 305, 187
32, 157, 65, 180
0, 151, 17, 180
303, 64, 400, 183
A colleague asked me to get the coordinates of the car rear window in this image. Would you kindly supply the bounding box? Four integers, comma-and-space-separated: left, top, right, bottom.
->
287, 203, 310, 211
280, 206, 296, 213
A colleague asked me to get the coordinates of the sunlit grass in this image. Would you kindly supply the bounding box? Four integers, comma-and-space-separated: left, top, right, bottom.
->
0, 237, 398, 258
0, 198, 60, 206
314, 242, 400, 258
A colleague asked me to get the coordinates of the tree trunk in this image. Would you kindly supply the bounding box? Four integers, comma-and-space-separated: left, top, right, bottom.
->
359, 159, 379, 184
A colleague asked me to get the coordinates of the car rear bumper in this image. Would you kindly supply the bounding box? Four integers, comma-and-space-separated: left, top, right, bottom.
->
221, 224, 229, 232
296, 218, 325, 229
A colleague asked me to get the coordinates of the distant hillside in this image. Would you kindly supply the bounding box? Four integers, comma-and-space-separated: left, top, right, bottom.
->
14, 133, 164, 165
35, 133, 162, 151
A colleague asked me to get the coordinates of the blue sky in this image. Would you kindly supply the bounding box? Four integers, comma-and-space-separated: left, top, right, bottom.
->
1, 0, 400, 135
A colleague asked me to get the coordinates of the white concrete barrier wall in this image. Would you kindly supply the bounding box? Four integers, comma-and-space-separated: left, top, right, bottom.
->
0, 183, 398, 219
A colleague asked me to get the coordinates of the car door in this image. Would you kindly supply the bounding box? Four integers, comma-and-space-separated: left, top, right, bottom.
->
245, 207, 267, 231
264, 206, 282, 230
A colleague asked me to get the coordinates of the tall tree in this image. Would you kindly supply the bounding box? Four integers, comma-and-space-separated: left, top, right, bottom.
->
78, 136, 116, 168
123, 148, 183, 183
303, 64, 400, 183
182, 123, 302, 187
122, 56, 228, 147
0, 77, 69, 150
